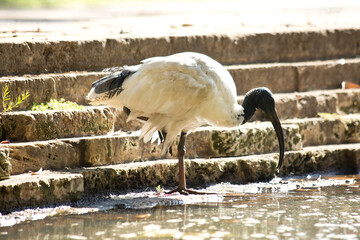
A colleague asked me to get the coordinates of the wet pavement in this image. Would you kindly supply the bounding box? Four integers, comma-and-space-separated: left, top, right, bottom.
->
1, 173, 360, 239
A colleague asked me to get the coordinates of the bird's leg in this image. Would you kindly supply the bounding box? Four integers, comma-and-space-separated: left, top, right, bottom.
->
178, 131, 187, 190
166, 132, 208, 195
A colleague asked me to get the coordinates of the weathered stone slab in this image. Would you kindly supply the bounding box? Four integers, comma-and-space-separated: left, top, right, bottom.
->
276, 91, 337, 119
285, 114, 360, 147
2, 143, 360, 212
80, 156, 277, 193
231, 58, 360, 95
336, 89, 360, 114
0, 171, 83, 213
1, 87, 359, 147
296, 58, 360, 92
80, 143, 360, 193
185, 123, 301, 159
0, 76, 56, 111
113, 109, 143, 132
64, 124, 301, 168
0, 72, 106, 111
0, 149, 11, 180
229, 63, 298, 94
2, 123, 301, 175
1, 106, 115, 142
241, 89, 360, 121
1, 29, 359, 76
4, 140, 82, 175
2, 58, 360, 111
283, 144, 360, 176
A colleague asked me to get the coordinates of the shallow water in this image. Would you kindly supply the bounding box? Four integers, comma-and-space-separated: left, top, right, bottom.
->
1, 174, 360, 240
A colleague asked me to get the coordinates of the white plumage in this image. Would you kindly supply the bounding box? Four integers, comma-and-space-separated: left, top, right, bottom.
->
87, 52, 244, 155
87, 52, 284, 194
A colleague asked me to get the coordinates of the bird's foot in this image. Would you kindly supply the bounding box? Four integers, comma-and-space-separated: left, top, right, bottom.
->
166, 187, 214, 195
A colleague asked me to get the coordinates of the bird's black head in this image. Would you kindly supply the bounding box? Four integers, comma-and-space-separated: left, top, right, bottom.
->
241, 87, 284, 174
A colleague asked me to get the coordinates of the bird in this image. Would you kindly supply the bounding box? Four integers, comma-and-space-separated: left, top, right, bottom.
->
86, 52, 284, 195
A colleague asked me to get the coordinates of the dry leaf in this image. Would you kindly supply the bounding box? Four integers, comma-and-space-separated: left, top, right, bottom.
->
342, 81, 360, 89
135, 213, 151, 219
29, 168, 43, 175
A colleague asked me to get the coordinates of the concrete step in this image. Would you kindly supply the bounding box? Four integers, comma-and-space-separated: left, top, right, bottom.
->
1, 29, 359, 76
2, 58, 360, 111
3, 123, 301, 175
2, 142, 360, 212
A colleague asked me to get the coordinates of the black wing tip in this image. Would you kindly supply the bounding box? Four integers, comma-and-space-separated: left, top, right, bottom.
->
91, 71, 118, 88
92, 69, 136, 96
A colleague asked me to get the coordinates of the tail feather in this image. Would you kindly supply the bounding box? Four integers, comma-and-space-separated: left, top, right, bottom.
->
140, 115, 168, 142
161, 131, 178, 156
138, 116, 183, 157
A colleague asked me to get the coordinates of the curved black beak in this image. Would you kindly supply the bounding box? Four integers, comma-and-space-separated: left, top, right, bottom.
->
242, 87, 285, 174
266, 109, 284, 174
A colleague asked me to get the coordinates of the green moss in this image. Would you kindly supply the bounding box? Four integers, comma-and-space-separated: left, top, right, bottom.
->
318, 112, 342, 120
0, 149, 11, 180
35, 120, 58, 139
122, 140, 127, 151
106, 139, 112, 158
239, 161, 255, 181
339, 99, 360, 114
211, 131, 238, 156
293, 136, 300, 145
31, 98, 83, 111
345, 120, 360, 139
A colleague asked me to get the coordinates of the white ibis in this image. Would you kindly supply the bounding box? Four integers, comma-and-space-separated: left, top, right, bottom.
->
87, 52, 284, 194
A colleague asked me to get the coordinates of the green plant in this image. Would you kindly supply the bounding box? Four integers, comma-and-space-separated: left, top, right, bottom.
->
1, 84, 30, 115
318, 112, 342, 120
156, 185, 164, 194
31, 98, 83, 111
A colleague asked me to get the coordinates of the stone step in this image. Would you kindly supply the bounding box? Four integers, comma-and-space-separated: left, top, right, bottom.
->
3, 113, 360, 175
0, 106, 116, 142
231, 58, 360, 95
81, 142, 360, 194
284, 114, 360, 147
0, 171, 83, 213
1, 88, 359, 143
1, 58, 360, 111
0, 106, 142, 142
247, 89, 360, 121
0, 71, 102, 111
4, 112, 360, 176
2, 142, 360, 213
1, 29, 359, 76
3, 123, 301, 175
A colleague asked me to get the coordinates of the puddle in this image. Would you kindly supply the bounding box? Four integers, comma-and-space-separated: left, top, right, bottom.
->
1, 173, 360, 239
